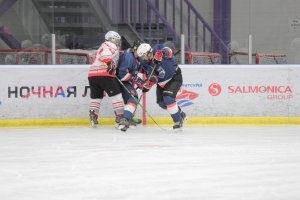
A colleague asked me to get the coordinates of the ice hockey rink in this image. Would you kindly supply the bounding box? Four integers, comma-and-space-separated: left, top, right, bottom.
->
0, 126, 300, 200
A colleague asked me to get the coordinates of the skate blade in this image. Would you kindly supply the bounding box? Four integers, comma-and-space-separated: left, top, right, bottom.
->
120, 127, 128, 132
118, 125, 128, 132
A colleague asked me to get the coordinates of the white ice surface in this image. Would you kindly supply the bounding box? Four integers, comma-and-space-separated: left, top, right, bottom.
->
0, 126, 300, 200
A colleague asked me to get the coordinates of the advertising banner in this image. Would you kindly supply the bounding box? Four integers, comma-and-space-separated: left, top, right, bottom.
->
0, 65, 299, 120
0, 65, 135, 119
146, 65, 300, 117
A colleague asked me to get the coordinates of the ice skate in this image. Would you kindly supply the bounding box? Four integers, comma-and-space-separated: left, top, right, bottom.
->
180, 111, 188, 123
118, 118, 130, 132
173, 121, 183, 132
89, 110, 99, 128
129, 117, 142, 129
114, 116, 121, 129
131, 117, 142, 125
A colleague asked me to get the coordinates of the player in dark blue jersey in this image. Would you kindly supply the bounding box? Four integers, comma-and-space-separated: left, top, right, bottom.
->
116, 40, 143, 131
137, 43, 187, 131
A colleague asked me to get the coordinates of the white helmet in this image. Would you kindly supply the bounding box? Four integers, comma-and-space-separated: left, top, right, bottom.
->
105, 31, 121, 47
137, 43, 152, 57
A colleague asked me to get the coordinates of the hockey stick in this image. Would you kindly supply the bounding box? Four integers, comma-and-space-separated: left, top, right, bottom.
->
138, 62, 158, 107
129, 63, 158, 125
174, 49, 181, 56
115, 75, 166, 131
134, 63, 157, 106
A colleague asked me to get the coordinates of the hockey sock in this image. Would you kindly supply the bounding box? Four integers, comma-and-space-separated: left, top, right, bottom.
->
163, 96, 181, 123
124, 98, 137, 120
89, 98, 102, 117
111, 93, 125, 117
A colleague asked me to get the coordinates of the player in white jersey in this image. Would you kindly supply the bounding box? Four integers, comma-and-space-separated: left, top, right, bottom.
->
88, 31, 129, 130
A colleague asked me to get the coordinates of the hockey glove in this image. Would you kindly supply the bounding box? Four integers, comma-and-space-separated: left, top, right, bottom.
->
135, 77, 145, 90
142, 76, 158, 92
153, 50, 163, 64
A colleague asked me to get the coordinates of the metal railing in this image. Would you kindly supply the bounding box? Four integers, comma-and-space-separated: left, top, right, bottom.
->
98, 0, 228, 60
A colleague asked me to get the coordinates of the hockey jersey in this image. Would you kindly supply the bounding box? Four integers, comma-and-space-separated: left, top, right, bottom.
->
88, 41, 119, 77
117, 48, 140, 82
140, 44, 178, 88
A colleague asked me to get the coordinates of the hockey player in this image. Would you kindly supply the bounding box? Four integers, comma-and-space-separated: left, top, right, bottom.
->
137, 43, 187, 131
116, 40, 143, 131
87, 30, 128, 130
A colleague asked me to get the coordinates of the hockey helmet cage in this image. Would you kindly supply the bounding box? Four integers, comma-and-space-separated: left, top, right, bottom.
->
137, 43, 152, 57
105, 31, 121, 47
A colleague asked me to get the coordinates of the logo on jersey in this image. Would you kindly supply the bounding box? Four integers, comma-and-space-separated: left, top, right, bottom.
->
176, 88, 199, 107
157, 66, 166, 78
208, 83, 222, 96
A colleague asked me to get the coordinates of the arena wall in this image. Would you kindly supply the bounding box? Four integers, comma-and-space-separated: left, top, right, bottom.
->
0, 65, 299, 127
